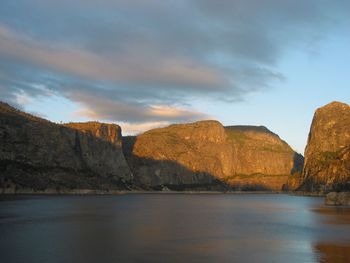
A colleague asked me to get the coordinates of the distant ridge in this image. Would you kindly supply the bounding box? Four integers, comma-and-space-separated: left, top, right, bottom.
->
0, 101, 50, 124
225, 125, 278, 137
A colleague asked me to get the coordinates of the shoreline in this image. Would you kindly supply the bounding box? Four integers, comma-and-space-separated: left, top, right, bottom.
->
0, 188, 325, 196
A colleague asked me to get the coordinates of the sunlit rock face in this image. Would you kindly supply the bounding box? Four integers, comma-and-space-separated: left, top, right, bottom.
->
123, 121, 232, 191
0, 102, 132, 192
300, 101, 350, 192
123, 122, 302, 191
224, 126, 303, 191
65, 122, 124, 147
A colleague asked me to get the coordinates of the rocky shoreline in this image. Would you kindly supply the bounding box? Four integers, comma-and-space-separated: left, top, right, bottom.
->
0, 188, 328, 196
1, 188, 285, 195
325, 192, 350, 206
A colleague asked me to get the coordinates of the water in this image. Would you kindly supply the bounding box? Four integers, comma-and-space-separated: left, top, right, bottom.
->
0, 194, 350, 263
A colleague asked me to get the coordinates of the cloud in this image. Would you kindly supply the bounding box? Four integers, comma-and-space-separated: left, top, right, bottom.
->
70, 91, 209, 123
119, 121, 171, 136
0, 25, 225, 89
0, 0, 349, 130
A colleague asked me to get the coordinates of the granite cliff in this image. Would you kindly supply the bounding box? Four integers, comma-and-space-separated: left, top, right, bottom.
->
123, 121, 231, 191
224, 126, 303, 191
123, 121, 303, 191
300, 101, 350, 192
1, 101, 304, 193
0, 102, 132, 193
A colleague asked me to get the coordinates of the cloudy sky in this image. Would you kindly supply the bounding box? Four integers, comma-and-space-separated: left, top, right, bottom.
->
1, 0, 349, 153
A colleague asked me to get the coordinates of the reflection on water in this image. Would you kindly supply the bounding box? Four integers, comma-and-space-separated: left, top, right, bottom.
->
315, 243, 350, 263
312, 206, 350, 225
311, 207, 350, 263
0, 194, 349, 263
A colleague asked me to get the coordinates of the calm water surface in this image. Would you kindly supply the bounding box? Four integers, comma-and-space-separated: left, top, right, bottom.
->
0, 194, 350, 263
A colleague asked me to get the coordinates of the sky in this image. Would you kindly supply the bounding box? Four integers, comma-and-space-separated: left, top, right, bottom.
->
0, 0, 349, 153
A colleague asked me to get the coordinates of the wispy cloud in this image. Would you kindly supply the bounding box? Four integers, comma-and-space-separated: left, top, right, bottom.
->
71, 91, 209, 123
119, 121, 171, 136
0, 25, 224, 89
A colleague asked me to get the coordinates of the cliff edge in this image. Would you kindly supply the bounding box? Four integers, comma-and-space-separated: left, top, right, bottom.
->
0, 102, 132, 193
301, 101, 350, 192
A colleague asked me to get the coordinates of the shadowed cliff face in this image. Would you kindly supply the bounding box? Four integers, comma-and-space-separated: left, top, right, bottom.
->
0, 102, 132, 192
300, 101, 350, 192
123, 122, 303, 191
123, 121, 232, 191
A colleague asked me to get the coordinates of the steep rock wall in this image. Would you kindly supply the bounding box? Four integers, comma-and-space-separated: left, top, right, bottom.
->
224, 126, 303, 190
123, 122, 302, 191
123, 121, 231, 190
301, 101, 350, 192
0, 102, 132, 192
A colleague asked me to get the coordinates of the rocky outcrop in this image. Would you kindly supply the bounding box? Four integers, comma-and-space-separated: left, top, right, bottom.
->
123, 121, 231, 190
123, 122, 303, 191
301, 101, 350, 192
0, 102, 132, 193
325, 192, 350, 206
65, 122, 124, 147
224, 126, 303, 190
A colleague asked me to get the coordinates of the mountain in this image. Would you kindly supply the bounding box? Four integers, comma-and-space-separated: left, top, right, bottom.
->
123, 121, 303, 191
1, 101, 304, 193
0, 102, 132, 193
123, 121, 231, 191
300, 101, 350, 192
224, 126, 303, 190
